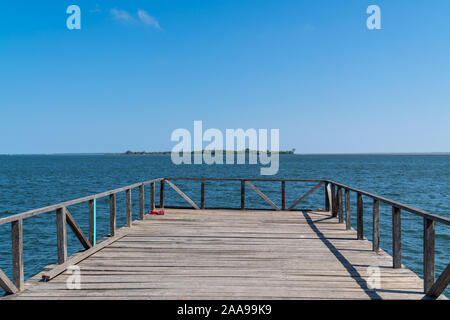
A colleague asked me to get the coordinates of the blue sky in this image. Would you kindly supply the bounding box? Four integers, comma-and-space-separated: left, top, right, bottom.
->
0, 0, 449, 154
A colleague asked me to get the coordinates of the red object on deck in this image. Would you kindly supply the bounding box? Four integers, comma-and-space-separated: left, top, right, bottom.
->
149, 210, 165, 215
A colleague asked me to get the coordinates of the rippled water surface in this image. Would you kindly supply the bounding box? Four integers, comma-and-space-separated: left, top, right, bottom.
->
0, 155, 448, 297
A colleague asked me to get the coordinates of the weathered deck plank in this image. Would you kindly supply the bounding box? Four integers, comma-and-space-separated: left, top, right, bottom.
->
2, 209, 444, 300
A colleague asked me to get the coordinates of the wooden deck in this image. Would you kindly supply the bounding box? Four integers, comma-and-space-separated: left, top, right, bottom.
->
2, 208, 442, 300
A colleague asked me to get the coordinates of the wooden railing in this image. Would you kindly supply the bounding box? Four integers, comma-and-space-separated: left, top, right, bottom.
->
0, 177, 448, 299
162, 178, 324, 211
0, 178, 163, 294
324, 180, 450, 299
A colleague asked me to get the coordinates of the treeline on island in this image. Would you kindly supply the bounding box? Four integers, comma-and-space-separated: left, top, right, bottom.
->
106, 148, 296, 156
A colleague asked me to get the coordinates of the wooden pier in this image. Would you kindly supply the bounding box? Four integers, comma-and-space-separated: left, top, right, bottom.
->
1, 178, 449, 300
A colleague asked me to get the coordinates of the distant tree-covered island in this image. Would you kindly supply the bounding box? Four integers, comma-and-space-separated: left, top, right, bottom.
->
106, 148, 297, 156
105, 150, 172, 155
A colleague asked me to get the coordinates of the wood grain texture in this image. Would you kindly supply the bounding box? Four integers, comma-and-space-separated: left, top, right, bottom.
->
4, 208, 444, 300
392, 207, 402, 269
345, 189, 351, 231
41, 229, 130, 281
56, 208, 67, 264
126, 189, 132, 227
11, 219, 24, 291
0, 269, 18, 294
357, 193, 364, 240
150, 182, 156, 211
423, 217, 435, 292
331, 184, 337, 217
427, 263, 450, 299
160, 180, 165, 209
66, 208, 91, 250
324, 182, 329, 212
373, 199, 380, 252
240, 180, 245, 210
201, 180, 205, 209
337, 187, 343, 223
88, 200, 95, 245
109, 194, 116, 236
139, 184, 145, 220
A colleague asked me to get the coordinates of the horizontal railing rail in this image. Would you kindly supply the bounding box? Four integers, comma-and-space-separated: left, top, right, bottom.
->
163, 178, 324, 211
326, 180, 450, 225
0, 178, 164, 226
0, 177, 448, 299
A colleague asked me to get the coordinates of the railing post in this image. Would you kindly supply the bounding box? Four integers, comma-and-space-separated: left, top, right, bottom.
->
56, 207, 67, 264
324, 182, 329, 212
392, 206, 402, 268
109, 193, 116, 236
201, 180, 205, 209
373, 199, 380, 252
126, 189, 132, 227
337, 187, 343, 223
11, 219, 24, 291
241, 180, 245, 210
139, 184, 145, 220
423, 217, 435, 292
357, 193, 364, 240
345, 189, 351, 230
331, 184, 337, 217
89, 199, 96, 245
160, 180, 165, 208
281, 181, 286, 210
426, 263, 450, 298
150, 182, 155, 211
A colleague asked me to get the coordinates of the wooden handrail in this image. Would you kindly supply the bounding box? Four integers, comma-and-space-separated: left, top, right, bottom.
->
0, 178, 164, 226
0, 178, 162, 295
165, 178, 324, 182
325, 180, 449, 299
326, 180, 450, 225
